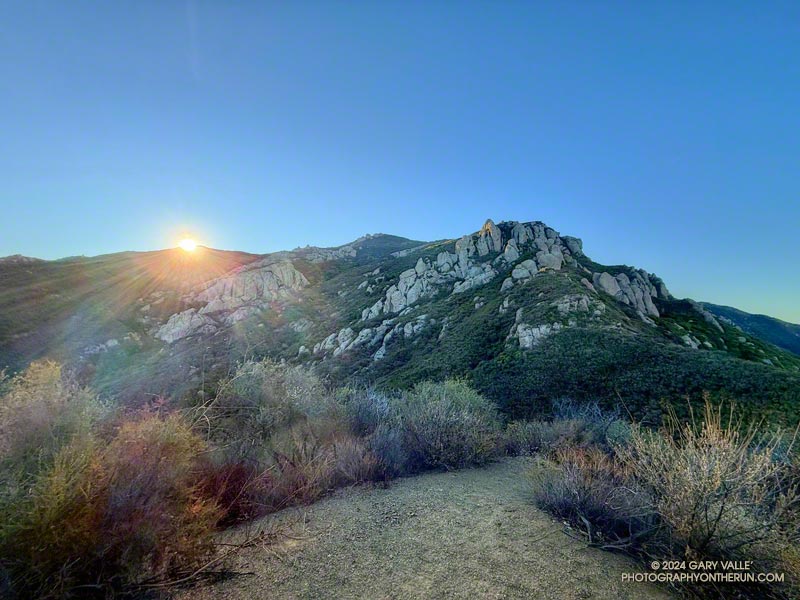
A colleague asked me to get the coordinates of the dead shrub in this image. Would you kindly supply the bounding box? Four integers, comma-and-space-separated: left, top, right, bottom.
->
505, 418, 597, 456
531, 400, 800, 598
197, 459, 273, 526
530, 446, 655, 545
331, 435, 379, 484
616, 402, 800, 574
265, 423, 337, 507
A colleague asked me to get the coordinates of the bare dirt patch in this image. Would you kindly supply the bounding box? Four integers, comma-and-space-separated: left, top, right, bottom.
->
178, 457, 673, 599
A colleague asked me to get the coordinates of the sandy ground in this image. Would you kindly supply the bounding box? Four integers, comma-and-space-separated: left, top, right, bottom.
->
177, 457, 674, 600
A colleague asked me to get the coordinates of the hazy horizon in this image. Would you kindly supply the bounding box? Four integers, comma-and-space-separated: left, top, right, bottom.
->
2, 1, 798, 322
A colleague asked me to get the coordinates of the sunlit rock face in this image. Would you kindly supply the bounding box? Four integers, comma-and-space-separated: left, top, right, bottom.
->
155, 308, 216, 343
155, 259, 309, 342
194, 259, 308, 315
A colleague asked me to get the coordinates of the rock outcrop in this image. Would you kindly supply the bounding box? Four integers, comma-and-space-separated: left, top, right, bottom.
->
194, 259, 308, 317
152, 218, 681, 362
314, 313, 434, 362
155, 259, 309, 343
508, 293, 607, 349
362, 219, 583, 320
687, 300, 724, 332
156, 309, 216, 343
592, 269, 667, 320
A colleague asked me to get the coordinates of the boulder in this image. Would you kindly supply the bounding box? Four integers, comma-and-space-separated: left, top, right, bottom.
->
516, 322, 563, 349
593, 272, 622, 298
536, 248, 563, 270
196, 259, 308, 315
156, 309, 216, 344
562, 236, 584, 257
503, 239, 520, 262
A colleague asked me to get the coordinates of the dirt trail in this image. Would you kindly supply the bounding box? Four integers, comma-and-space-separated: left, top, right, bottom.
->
180, 457, 673, 600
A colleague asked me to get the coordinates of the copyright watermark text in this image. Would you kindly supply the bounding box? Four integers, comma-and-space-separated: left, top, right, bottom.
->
622, 560, 785, 584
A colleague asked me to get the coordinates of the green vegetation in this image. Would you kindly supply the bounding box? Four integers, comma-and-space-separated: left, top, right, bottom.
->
473, 328, 800, 425
340, 380, 502, 474
0, 361, 502, 598
2, 358, 797, 599
657, 299, 800, 370
0, 363, 220, 598
703, 302, 800, 357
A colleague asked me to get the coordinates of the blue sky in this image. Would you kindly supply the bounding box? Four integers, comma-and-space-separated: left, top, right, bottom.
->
1, 1, 798, 321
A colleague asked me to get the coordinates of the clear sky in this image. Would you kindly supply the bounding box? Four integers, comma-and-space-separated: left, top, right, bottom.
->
1, 1, 798, 322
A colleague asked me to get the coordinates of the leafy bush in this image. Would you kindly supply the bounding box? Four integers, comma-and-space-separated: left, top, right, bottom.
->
201, 359, 333, 460
0, 361, 505, 597
473, 328, 800, 425
505, 419, 594, 455
504, 420, 544, 455
339, 381, 503, 475
95, 415, 222, 581
198, 361, 381, 513
367, 422, 409, 478
336, 385, 392, 437
0, 361, 105, 472
394, 380, 501, 471
504, 401, 625, 456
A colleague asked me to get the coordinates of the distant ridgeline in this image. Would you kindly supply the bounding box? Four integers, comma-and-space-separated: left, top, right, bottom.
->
1, 220, 799, 426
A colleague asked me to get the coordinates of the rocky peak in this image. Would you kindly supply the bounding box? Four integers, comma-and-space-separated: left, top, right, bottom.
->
477, 219, 503, 255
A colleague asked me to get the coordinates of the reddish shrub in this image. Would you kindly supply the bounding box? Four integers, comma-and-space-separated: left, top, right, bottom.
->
198, 460, 273, 525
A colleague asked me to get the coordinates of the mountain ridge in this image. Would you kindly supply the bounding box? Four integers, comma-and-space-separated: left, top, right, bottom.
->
1, 218, 798, 424
702, 302, 800, 356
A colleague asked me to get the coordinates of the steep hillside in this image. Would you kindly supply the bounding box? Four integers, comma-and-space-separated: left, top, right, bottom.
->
703, 302, 800, 356
1, 219, 798, 424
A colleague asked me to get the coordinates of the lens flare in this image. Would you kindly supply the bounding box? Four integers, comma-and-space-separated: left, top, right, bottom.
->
178, 238, 197, 252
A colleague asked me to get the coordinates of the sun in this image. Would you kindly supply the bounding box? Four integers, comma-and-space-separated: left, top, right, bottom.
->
178, 238, 198, 252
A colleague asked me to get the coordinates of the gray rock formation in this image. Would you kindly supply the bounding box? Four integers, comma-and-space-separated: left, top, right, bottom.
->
682, 334, 701, 349
195, 259, 308, 316
295, 235, 380, 262
156, 309, 216, 343
361, 218, 584, 319
561, 236, 584, 257
512, 259, 538, 280
503, 239, 520, 262
536, 248, 563, 270
592, 269, 665, 320
516, 322, 562, 348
